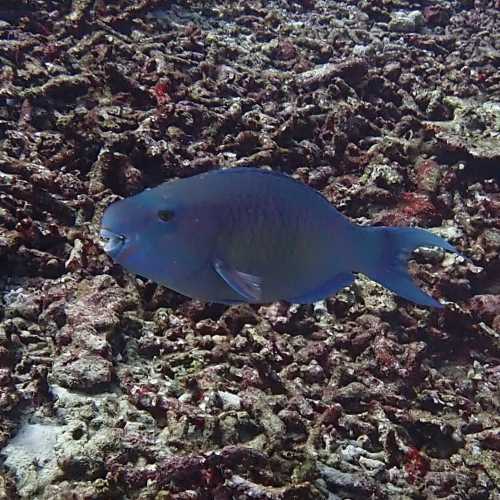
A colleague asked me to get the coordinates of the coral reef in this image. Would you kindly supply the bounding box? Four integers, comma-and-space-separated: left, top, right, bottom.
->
0, 0, 498, 498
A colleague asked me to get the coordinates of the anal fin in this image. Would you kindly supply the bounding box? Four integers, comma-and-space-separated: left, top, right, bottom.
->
288, 272, 354, 304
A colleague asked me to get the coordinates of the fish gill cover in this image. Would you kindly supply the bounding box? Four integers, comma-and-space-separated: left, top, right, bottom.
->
0, 0, 499, 499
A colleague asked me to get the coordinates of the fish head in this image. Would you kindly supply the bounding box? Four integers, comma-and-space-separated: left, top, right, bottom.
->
100, 183, 211, 285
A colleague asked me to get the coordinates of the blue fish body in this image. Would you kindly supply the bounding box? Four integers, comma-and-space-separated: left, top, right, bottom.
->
101, 168, 461, 307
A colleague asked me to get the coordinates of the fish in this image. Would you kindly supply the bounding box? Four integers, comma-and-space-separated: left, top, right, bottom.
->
100, 167, 463, 307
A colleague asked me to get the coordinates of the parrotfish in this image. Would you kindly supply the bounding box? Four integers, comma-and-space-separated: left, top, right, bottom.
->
101, 167, 462, 307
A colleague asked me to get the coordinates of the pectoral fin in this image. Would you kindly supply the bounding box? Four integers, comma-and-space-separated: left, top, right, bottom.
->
214, 258, 263, 302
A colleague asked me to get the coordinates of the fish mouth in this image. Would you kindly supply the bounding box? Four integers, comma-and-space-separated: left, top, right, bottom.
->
100, 228, 126, 257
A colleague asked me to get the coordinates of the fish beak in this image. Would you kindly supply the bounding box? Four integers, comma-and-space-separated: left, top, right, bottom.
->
100, 228, 126, 257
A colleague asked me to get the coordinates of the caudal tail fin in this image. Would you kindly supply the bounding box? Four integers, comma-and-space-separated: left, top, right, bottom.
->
358, 226, 463, 308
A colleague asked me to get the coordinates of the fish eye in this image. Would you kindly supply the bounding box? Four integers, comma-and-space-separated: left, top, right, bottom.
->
158, 209, 175, 222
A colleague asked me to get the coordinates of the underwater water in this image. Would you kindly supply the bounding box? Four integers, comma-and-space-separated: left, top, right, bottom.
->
0, 1, 499, 499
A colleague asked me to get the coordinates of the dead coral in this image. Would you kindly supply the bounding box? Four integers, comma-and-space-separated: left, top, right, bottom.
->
0, 0, 498, 499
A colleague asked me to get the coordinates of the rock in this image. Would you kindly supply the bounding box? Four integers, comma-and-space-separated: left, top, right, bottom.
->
51, 352, 113, 391
0, 471, 17, 499
469, 295, 500, 323
1, 423, 64, 498
217, 391, 242, 411
479, 228, 500, 252
389, 11, 424, 33
374, 192, 440, 226
473, 428, 500, 452
423, 5, 450, 27
361, 163, 403, 190
3, 288, 40, 322
423, 98, 500, 161
354, 275, 398, 313
40, 479, 111, 500
414, 159, 442, 194
384, 62, 402, 82
428, 225, 464, 243
317, 462, 378, 496
296, 59, 368, 88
